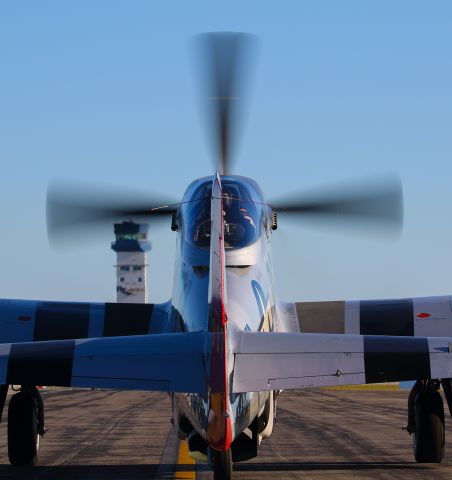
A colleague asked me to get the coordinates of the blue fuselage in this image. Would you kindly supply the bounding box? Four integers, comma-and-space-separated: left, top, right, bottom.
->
171, 175, 277, 449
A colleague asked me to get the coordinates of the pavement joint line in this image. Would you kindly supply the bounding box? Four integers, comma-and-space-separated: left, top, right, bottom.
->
155, 426, 180, 479
156, 427, 196, 479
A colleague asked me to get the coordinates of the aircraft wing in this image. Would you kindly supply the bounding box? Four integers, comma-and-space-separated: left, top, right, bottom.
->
0, 332, 207, 393
0, 299, 173, 344
277, 295, 452, 337
232, 331, 452, 392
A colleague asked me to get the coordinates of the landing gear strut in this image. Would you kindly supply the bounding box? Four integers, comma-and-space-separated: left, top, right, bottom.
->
8, 386, 45, 466
210, 447, 232, 480
407, 380, 445, 463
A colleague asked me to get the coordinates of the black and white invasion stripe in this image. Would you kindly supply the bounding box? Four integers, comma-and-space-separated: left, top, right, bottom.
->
0, 299, 166, 344
295, 295, 452, 338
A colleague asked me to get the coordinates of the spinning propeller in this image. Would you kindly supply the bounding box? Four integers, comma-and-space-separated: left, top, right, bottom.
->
46, 181, 178, 244
270, 175, 403, 234
46, 32, 403, 244
195, 32, 256, 176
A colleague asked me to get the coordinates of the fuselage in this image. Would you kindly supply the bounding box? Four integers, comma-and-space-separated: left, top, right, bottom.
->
171, 174, 278, 452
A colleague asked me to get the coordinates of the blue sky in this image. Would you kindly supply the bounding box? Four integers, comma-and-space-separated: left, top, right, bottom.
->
0, 2, 451, 303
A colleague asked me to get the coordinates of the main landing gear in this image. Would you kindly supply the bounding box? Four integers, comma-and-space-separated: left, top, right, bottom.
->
210, 447, 232, 480
0, 385, 46, 466
407, 379, 445, 463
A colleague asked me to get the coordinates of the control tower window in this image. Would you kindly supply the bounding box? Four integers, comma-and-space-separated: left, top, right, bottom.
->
116, 233, 145, 241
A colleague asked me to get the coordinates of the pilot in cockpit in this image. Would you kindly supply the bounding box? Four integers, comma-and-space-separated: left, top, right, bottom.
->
222, 188, 256, 248
186, 181, 261, 250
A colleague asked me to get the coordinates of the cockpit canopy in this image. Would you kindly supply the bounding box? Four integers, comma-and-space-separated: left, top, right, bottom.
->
181, 176, 266, 250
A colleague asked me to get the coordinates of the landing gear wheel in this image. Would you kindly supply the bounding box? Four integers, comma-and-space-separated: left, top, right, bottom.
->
212, 448, 232, 480
8, 390, 40, 465
413, 389, 445, 463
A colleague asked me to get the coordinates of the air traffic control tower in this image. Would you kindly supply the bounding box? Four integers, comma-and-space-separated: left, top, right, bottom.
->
111, 221, 151, 303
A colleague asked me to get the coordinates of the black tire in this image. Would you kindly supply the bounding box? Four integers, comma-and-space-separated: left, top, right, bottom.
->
212, 448, 232, 480
8, 391, 40, 466
414, 389, 445, 463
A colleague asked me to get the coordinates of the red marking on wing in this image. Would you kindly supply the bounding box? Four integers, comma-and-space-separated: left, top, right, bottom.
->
416, 312, 431, 318
17, 316, 31, 321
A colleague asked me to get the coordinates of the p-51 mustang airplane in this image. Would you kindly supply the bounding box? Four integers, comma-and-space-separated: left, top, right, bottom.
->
1, 33, 452, 480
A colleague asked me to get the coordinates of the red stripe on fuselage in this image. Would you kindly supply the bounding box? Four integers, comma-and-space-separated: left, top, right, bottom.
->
206, 173, 232, 451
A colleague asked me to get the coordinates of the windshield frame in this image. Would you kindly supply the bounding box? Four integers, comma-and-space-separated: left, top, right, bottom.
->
181, 176, 265, 251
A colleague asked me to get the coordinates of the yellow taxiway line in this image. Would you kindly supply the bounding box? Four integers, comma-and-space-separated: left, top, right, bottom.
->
175, 439, 196, 480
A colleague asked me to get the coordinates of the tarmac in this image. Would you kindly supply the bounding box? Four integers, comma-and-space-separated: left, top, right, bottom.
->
0, 388, 452, 479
